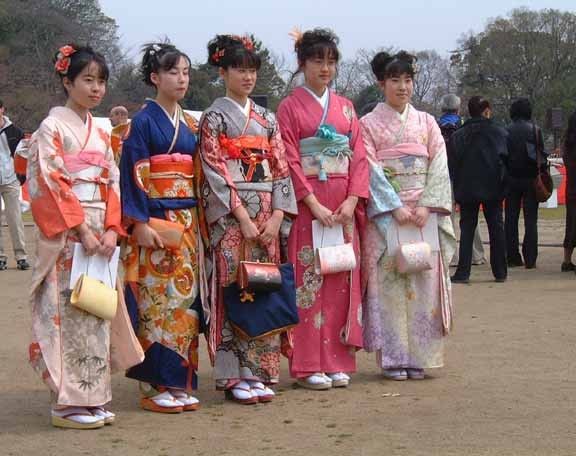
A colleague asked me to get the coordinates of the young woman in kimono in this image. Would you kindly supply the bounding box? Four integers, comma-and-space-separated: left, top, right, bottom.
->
198, 35, 297, 404
277, 29, 369, 390
359, 52, 456, 380
120, 43, 209, 413
28, 44, 143, 429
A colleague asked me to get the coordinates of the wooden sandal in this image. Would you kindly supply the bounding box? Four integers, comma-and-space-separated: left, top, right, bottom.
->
225, 381, 258, 405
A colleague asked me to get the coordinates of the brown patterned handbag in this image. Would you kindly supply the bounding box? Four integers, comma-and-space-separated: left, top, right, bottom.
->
237, 242, 282, 292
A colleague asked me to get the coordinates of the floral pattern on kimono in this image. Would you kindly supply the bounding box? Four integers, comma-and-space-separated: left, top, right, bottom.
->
277, 87, 369, 378
360, 103, 456, 369
27, 106, 142, 407
120, 100, 208, 394
199, 97, 297, 388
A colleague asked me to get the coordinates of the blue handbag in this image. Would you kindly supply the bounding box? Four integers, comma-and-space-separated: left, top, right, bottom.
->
224, 263, 299, 340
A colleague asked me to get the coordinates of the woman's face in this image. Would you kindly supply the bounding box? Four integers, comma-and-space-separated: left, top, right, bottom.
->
221, 67, 258, 99
302, 54, 337, 91
380, 73, 413, 111
63, 61, 107, 110
151, 56, 190, 101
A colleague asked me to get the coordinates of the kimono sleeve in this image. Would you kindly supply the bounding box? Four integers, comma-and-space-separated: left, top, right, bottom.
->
268, 116, 298, 217
27, 118, 84, 238
198, 111, 242, 225
277, 99, 314, 202
346, 103, 370, 199
419, 114, 452, 214
120, 116, 151, 225
100, 128, 124, 235
359, 117, 402, 237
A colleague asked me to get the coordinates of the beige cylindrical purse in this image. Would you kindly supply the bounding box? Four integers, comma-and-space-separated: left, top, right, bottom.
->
70, 274, 118, 321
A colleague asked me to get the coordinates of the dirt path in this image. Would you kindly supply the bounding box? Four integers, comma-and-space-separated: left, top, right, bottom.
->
1, 219, 575, 456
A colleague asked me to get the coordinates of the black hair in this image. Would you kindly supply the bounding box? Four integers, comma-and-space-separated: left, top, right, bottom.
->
207, 35, 261, 70
295, 28, 340, 65
468, 96, 491, 118
0, 99, 3, 109
509, 97, 532, 121
370, 51, 417, 81
141, 42, 191, 86
54, 43, 109, 91
564, 110, 576, 159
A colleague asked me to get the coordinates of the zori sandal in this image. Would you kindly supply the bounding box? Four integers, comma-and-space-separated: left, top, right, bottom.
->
51, 407, 105, 429
140, 391, 184, 414
248, 381, 275, 403
225, 380, 258, 405
297, 373, 333, 390
169, 389, 201, 411
88, 407, 116, 424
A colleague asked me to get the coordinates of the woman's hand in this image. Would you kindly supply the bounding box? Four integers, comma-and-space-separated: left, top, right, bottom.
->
77, 224, 100, 256
133, 222, 164, 249
239, 218, 260, 241
392, 207, 413, 225
259, 210, 284, 244
310, 202, 335, 227
333, 196, 358, 225
99, 230, 118, 259
411, 206, 430, 228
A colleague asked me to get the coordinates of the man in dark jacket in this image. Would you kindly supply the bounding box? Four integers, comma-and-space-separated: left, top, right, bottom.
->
448, 96, 508, 283
505, 98, 545, 269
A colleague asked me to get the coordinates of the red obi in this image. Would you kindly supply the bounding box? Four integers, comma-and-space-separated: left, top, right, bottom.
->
148, 153, 195, 199
219, 134, 271, 182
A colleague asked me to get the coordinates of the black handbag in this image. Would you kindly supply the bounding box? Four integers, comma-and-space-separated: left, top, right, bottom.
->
224, 263, 299, 340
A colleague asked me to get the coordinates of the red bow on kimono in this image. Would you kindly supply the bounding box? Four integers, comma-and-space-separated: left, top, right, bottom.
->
219, 134, 272, 182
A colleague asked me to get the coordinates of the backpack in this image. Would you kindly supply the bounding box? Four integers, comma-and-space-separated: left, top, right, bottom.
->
439, 121, 460, 145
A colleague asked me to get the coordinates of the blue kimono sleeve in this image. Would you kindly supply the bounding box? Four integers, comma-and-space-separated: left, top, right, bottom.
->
120, 116, 151, 223
367, 161, 402, 238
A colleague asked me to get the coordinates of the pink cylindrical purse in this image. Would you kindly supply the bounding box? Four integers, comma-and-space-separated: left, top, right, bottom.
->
395, 228, 433, 274
315, 243, 357, 275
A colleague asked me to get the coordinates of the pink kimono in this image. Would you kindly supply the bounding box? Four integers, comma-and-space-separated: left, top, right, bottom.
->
277, 87, 369, 378
360, 103, 456, 370
27, 107, 143, 407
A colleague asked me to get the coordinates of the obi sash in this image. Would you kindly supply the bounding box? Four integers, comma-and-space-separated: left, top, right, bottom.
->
134, 153, 198, 216
63, 150, 110, 202
298, 91, 353, 181
376, 143, 429, 203
219, 134, 273, 187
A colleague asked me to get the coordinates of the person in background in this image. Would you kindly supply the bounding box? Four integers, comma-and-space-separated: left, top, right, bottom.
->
561, 110, 576, 271
0, 98, 29, 270
438, 93, 486, 267
449, 96, 508, 284
504, 98, 546, 269
109, 105, 130, 164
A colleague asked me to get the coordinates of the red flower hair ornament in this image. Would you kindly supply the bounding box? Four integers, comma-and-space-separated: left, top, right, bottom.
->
211, 35, 254, 63
54, 45, 77, 75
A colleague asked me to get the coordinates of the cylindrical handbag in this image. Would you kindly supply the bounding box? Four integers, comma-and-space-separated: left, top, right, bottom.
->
70, 274, 118, 320
395, 226, 433, 274
314, 243, 357, 275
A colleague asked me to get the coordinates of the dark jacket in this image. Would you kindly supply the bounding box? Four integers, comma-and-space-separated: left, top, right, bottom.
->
0, 120, 23, 156
506, 119, 546, 179
448, 117, 508, 203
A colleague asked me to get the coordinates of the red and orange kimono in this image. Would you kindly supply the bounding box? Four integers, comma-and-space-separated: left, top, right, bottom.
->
27, 106, 142, 407
277, 87, 369, 378
110, 121, 130, 165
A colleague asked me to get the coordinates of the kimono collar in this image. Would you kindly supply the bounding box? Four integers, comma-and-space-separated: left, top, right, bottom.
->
224, 97, 251, 118
303, 86, 329, 109
379, 102, 411, 122
48, 106, 93, 149
146, 99, 179, 127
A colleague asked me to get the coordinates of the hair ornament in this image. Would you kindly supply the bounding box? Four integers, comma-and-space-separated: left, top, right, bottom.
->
54, 45, 77, 75
288, 27, 304, 47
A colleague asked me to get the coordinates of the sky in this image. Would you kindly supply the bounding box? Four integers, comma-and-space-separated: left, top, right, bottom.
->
100, 0, 574, 64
